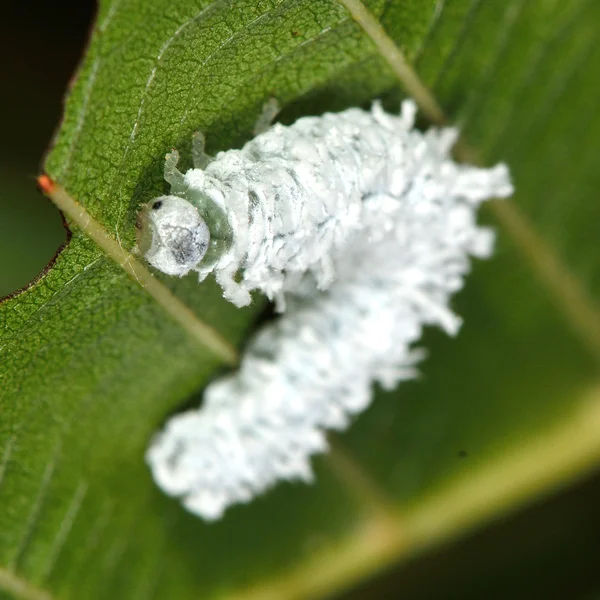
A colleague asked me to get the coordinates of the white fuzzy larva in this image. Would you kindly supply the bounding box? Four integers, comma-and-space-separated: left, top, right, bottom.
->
141, 100, 514, 521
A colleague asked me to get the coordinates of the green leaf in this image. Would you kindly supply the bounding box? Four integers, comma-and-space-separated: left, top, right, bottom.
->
2, 1, 600, 599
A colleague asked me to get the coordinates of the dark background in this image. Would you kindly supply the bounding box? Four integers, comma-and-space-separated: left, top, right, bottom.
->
2, 2, 600, 598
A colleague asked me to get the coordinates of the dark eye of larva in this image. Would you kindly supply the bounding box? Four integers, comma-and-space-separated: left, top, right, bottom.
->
152, 200, 163, 210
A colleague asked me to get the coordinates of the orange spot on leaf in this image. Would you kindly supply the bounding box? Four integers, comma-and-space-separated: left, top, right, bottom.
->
37, 174, 56, 195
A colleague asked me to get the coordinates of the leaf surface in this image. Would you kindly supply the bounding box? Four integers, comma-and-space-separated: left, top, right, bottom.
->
1, 1, 600, 598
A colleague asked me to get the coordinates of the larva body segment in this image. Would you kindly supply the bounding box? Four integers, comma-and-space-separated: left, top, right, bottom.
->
141, 100, 514, 521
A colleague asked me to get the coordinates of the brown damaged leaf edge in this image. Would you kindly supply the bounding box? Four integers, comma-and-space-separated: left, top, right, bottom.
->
34, 174, 238, 364
41, 0, 100, 178
3, 1, 109, 307
0, 177, 71, 305
2, 8, 100, 306
3, 2, 133, 307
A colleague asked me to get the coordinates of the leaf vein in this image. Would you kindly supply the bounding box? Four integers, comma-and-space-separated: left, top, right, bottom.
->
486, 0, 594, 156
337, 0, 446, 124
114, 0, 233, 242
60, 0, 126, 178
494, 8, 598, 158
429, 0, 484, 94
0, 435, 15, 490
211, 15, 355, 124
61, 499, 115, 590
8, 446, 59, 571
337, 0, 600, 363
38, 481, 89, 583
0, 568, 52, 600
38, 180, 237, 364
412, 0, 447, 64
227, 386, 600, 600
60, 60, 100, 178
457, 0, 527, 127
175, 0, 287, 135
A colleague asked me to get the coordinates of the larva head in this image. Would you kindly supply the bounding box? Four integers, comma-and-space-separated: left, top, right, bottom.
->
137, 195, 210, 276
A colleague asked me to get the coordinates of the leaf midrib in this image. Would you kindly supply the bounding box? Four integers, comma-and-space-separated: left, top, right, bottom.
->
38, 179, 237, 365
0, 567, 51, 600
338, 0, 600, 364
228, 384, 600, 600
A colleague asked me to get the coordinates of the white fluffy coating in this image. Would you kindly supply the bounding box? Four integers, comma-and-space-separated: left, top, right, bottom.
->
146, 101, 513, 521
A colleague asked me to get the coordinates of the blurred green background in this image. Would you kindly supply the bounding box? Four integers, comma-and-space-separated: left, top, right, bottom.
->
0, 2, 92, 298
2, 2, 600, 598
